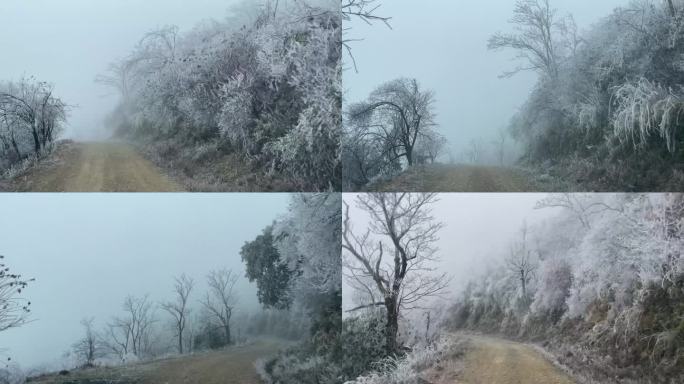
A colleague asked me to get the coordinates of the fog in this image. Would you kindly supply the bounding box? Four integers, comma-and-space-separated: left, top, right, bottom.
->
0, 0, 239, 140
343, 0, 628, 157
342, 193, 563, 312
0, 193, 289, 370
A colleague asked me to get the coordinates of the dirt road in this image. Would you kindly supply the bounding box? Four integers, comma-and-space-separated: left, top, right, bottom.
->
141, 339, 283, 384
31, 339, 286, 384
369, 164, 539, 192
8, 142, 182, 192
459, 336, 575, 384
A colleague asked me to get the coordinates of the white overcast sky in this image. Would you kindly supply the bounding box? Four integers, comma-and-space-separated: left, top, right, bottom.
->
0, 0, 240, 140
342, 193, 563, 312
0, 193, 289, 370
344, 0, 629, 156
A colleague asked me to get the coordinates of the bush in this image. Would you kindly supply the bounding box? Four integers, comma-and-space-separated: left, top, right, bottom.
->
338, 312, 388, 379
345, 336, 469, 384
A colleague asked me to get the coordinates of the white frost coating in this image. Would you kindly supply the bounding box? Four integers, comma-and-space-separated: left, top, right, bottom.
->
273, 193, 341, 304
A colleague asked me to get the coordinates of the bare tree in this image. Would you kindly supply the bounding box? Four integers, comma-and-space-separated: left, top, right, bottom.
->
342, 0, 391, 24
347, 78, 438, 168
341, 0, 391, 71
96, 24, 178, 101
105, 295, 156, 359
493, 128, 508, 166
200, 269, 239, 346
104, 319, 130, 360
0, 255, 33, 333
343, 193, 449, 354
534, 194, 623, 229
415, 131, 446, 165
466, 138, 485, 164
488, 0, 576, 80
95, 60, 138, 100
72, 318, 101, 368
161, 274, 194, 354
506, 222, 537, 300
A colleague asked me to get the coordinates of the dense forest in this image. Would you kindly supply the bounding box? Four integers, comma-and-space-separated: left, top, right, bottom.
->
100, 0, 341, 191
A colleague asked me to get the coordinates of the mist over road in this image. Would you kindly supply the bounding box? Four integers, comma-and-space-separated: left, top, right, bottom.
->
368, 164, 538, 192
31, 339, 287, 384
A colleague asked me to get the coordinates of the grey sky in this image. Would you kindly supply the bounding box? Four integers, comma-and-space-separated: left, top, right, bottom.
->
0, 0, 238, 140
0, 193, 289, 370
342, 193, 562, 312
344, 0, 628, 156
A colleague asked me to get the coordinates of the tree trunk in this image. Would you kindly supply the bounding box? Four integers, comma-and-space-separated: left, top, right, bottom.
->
405, 150, 413, 167
31, 126, 41, 155
520, 271, 527, 298
178, 332, 183, 354
668, 0, 677, 17
385, 297, 399, 354
425, 312, 431, 344
225, 324, 232, 345
11, 137, 21, 160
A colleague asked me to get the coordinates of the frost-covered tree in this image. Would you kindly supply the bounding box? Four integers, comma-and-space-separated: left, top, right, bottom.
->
344, 79, 440, 188
244, 194, 342, 383
530, 256, 572, 322
100, 0, 341, 191
244, 193, 341, 333
488, 0, 577, 80
0, 78, 67, 168
273, 194, 342, 302
347, 78, 436, 168
343, 193, 448, 354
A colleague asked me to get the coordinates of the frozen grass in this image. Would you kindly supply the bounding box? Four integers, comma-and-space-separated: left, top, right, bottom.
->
611, 79, 684, 153
135, 137, 298, 192
0, 142, 59, 181
345, 336, 469, 384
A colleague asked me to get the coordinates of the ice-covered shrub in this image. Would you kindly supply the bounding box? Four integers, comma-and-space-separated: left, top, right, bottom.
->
344, 335, 469, 384
102, 0, 341, 191
611, 79, 684, 153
